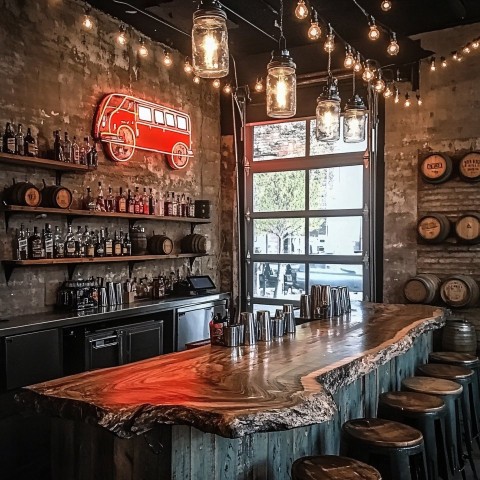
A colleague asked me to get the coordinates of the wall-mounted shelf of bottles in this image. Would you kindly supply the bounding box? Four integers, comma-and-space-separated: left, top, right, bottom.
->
2, 205, 211, 232
1, 253, 208, 283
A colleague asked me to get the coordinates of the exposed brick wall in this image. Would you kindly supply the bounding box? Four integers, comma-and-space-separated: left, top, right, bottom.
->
0, 0, 222, 318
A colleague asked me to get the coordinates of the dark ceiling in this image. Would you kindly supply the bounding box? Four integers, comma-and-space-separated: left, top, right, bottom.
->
89, 0, 480, 83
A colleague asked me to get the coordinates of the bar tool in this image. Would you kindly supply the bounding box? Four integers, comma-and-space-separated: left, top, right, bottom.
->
240, 312, 257, 345
106, 282, 116, 306
331, 287, 341, 316
299, 294, 311, 319
223, 325, 240, 347
256, 310, 272, 342
319, 285, 332, 318
272, 315, 285, 337
283, 304, 296, 334
114, 283, 123, 305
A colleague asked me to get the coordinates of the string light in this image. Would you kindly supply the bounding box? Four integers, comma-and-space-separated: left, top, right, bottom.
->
374, 73, 385, 93
387, 33, 399, 56
163, 51, 173, 67
254, 78, 264, 92
324, 26, 335, 53
83, 7, 93, 30
472, 39, 480, 49
383, 83, 394, 98
184, 59, 193, 74
193, 75, 201, 84
362, 63, 375, 82
344, 46, 354, 69
212, 78, 221, 88
462, 44, 471, 54
308, 11, 321, 40
441, 56, 447, 68
394, 87, 400, 104
368, 18, 380, 41
295, 0, 309, 20
430, 57, 436, 71
416, 93, 422, 106
138, 39, 148, 57
223, 83, 232, 94
404, 92, 411, 108
452, 51, 462, 61
116, 24, 127, 45
380, 0, 392, 11
353, 53, 363, 73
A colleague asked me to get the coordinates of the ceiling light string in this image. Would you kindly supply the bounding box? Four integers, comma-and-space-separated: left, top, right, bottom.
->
427, 35, 480, 72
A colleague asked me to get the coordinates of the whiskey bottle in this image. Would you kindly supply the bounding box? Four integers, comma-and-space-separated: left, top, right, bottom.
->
16, 223, 28, 260
71, 136, 80, 164
63, 132, 72, 163
28, 226, 44, 259
123, 232, 132, 256
24, 128, 38, 157
116, 187, 127, 213
15, 124, 25, 155
127, 189, 135, 214
134, 186, 141, 214
155, 191, 164, 216
88, 141, 98, 168
180, 193, 187, 217
172, 193, 178, 217
64, 224, 76, 258
80, 226, 90, 258
53, 130, 64, 162
44, 223, 54, 259
149, 188, 156, 215
164, 191, 172, 216
96, 229, 105, 257
113, 231, 122, 256
86, 231, 95, 258
53, 226, 65, 258
96, 182, 106, 212
104, 228, 113, 257
74, 226, 83, 257
189, 197, 195, 217
143, 188, 149, 215
80, 137, 91, 165
106, 186, 115, 212
84, 187, 95, 211
3, 123, 15, 154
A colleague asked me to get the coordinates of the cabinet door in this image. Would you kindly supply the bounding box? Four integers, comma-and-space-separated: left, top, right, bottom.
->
122, 321, 163, 364
2, 329, 62, 390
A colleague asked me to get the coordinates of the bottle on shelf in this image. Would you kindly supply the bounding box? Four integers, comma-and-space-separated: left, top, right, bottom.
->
116, 187, 127, 213
63, 132, 72, 163
123, 231, 132, 256
127, 188, 135, 214
24, 128, 38, 157
143, 188, 149, 215
104, 228, 113, 257
3, 123, 16, 154
86, 230, 95, 258
189, 197, 195, 217
172, 192, 178, 217
88, 141, 98, 168
53, 226, 65, 258
106, 186, 116, 212
164, 191, 172, 216
71, 136, 80, 164
73, 226, 83, 257
113, 231, 122, 256
53, 130, 64, 162
80, 137, 91, 166
84, 187, 95, 211
64, 224, 76, 258
28, 226, 44, 259
44, 223, 54, 259
155, 191, 164, 216
15, 124, 25, 156
80, 226, 90, 258
149, 188, 156, 215
180, 193, 187, 217
96, 182, 106, 212
15, 223, 28, 260
96, 229, 105, 257
134, 186, 141, 214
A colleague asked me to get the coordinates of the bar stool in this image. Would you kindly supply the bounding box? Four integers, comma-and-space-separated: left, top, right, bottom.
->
429, 351, 480, 445
416, 363, 478, 480
377, 391, 450, 480
402, 376, 466, 479
341, 418, 428, 480
291, 455, 381, 480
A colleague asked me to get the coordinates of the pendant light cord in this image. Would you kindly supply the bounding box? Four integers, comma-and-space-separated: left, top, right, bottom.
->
352, 69, 356, 96
278, 0, 286, 50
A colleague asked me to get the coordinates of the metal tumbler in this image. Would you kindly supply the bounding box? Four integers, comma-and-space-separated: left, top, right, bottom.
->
240, 312, 257, 345
299, 294, 311, 319
257, 310, 272, 342
98, 287, 108, 307
283, 304, 296, 334
319, 285, 332, 318
223, 325, 240, 347
331, 287, 341, 316
271, 318, 285, 337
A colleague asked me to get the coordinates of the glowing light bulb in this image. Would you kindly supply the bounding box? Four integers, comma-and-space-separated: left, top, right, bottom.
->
308, 22, 321, 40
368, 22, 380, 41
404, 93, 411, 108
381, 0, 392, 11
416, 94, 422, 106
374, 77, 385, 92
138, 40, 148, 57
441, 56, 447, 68
324, 34, 335, 53
117, 30, 127, 46
362, 65, 375, 82
163, 51, 173, 67
212, 78, 221, 89
430, 57, 436, 71
387, 33, 399, 56
353, 54, 363, 73
254, 78, 264, 93
463, 44, 471, 54
453, 51, 462, 62
275, 77, 288, 108
193, 75, 201, 84
295, 0, 309, 20
223, 83, 232, 94
344, 47, 354, 69
383, 84, 393, 98
472, 39, 479, 49
203, 33, 219, 69
184, 59, 193, 74
83, 14, 93, 30
394, 89, 400, 104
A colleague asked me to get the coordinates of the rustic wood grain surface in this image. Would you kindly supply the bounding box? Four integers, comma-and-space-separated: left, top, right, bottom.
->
19, 302, 445, 439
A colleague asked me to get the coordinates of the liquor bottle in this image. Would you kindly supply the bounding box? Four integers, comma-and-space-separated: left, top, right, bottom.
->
96, 229, 105, 257
24, 128, 38, 157
113, 231, 122, 256
164, 191, 172, 216
127, 189, 135, 214
83, 187, 95, 211
3, 123, 15, 154
172, 193, 178, 217
16, 224, 28, 260
88, 141, 98, 168
72, 136, 80, 164
64, 224, 76, 258
134, 186, 141, 214
186, 196, 191, 217
123, 232, 132, 256
96, 182, 106, 212
80, 137, 91, 165
149, 188, 156, 215
116, 187, 127, 213
80, 226, 90, 257
63, 132, 72, 163
106, 186, 115, 212
73, 226, 82, 257
53, 130, 64, 161
86, 231, 95, 258
44, 223, 54, 259
143, 188, 149, 215
15, 124, 25, 155
53, 226, 65, 258
104, 228, 113, 257
155, 191, 164, 216
28, 227, 44, 259
189, 197, 195, 217
40, 228, 46, 258
180, 193, 187, 217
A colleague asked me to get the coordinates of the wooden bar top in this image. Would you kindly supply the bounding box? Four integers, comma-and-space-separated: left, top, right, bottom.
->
19, 302, 445, 439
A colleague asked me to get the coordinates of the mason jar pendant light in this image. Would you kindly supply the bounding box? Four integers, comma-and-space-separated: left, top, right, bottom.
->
192, 0, 229, 78
315, 48, 341, 142
343, 71, 367, 143
266, 0, 296, 118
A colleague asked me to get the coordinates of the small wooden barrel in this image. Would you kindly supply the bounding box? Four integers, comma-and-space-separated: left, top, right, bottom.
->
130, 229, 147, 255
455, 212, 480, 244
404, 274, 441, 304
442, 319, 477, 354
419, 153, 453, 184
181, 234, 207, 253
417, 213, 451, 243
459, 151, 480, 183
440, 275, 480, 308
41, 185, 72, 209
4, 181, 42, 207
147, 235, 173, 255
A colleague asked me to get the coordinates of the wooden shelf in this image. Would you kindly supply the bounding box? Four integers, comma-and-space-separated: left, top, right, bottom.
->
0, 152, 94, 173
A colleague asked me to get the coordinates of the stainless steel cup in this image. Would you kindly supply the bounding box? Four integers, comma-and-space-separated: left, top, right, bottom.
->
275, 308, 284, 319
300, 294, 311, 318
257, 310, 272, 342
272, 318, 285, 337
283, 303, 296, 334
319, 285, 332, 318
240, 312, 257, 345
98, 287, 108, 307
223, 325, 240, 347
114, 283, 123, 305
106, 282, 116, 306
331, 287, 340, 316
339, 286, 351, 312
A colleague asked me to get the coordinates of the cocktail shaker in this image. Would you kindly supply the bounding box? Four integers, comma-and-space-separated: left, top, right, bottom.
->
283, 304, 296, 334
331, 287, 341, 316
272, 317, 285, 337
257, 310, 272, 342
240, 312, 257, 345
223, 325, 240, 347
339, 286, 351, 313
300, 294, 311, 319
114, 283, 123, 305
98, 287, 107, 307
319, 285, 332, 318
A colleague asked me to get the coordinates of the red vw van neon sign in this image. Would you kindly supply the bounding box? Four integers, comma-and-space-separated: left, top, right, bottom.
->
93, 94, 193, 169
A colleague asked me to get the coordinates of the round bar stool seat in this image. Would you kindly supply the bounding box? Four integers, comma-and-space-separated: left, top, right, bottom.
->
416, 363, 473, 381
378, 391, 450, 480
291, 455, 381, 480
429, 352, 479, 368
341, 418, 427, 480
402, 376, 463, 397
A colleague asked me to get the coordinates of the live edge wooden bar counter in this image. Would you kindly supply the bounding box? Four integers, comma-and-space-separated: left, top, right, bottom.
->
19, 302, 445, 480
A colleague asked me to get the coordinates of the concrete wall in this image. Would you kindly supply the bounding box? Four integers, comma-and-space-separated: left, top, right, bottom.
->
383, 23, 480, 329
0, 0, 222, 318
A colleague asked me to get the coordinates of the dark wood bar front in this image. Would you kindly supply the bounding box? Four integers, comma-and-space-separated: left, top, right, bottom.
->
19, 303, 445, 478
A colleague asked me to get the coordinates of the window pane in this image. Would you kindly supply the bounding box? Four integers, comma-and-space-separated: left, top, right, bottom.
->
253, 121, 306, 161
166, 113, 175, 127
309, 165, 363, 210
295, 263, 363, 298
154, 110, 165, 124
253, 171, 305, 212
254, 219, 305, 254
138, 106, 152, 122
253, 262, 305, 300
309, 119, 367, 155
177, 116, 187, 130
309, 217, 362, 255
